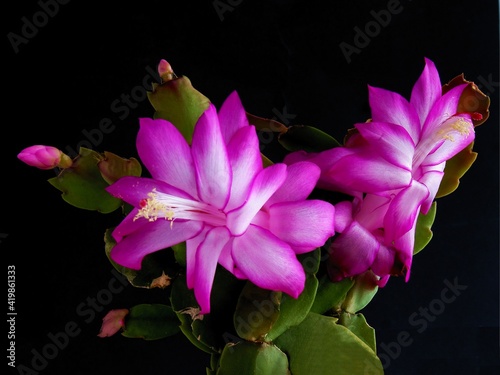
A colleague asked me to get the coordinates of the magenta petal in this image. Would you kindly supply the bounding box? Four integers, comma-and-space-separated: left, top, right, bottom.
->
421, 84, 467, 136
282, 150, 315, 165
355, 122, 415, 169
328, 221, 380, 280
111, 208, 148, 242
225, 126, 262, 211
110, 220, 203, 270
422, 116, 475, 166
384, 180, 429, 242
217, 237, 237, 275
371, 244, 396, 278
393, 225, 416, 281
326, 152, 412, 194
194, 227, 230, 314
355, 193, 392, 231
284, 148, 356, 192
191, 105, 232, 209
418, 169, 444, 213
226, 164, 287, 235
218, 91, 250, 144
368, 86, 422, 144
232, 225, 305, 298
106, 176, 194, 206
410, 58, 442, 125
137, 118, 197, 195
268, 200, 335, 251
377, 275, 391, 287
333, 200, 354, 233
265, 161, 321, 207
185, 227, 208, 289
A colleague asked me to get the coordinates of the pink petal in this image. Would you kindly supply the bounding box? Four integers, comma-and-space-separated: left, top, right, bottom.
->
106, 176, 194, 206
410, 58, 442, 125
282, 150, 315, 165
371, 244, 396, 278
377, 275, 391, 287
226, 164, 287, 236
110, 208, 149, 242
217, 237, 237, 275
284, 148, 344, 176
328, 221, 380, 281
417, 168, 444, 213
137, 118, 197, 195
225, 126, 262, 211
232, 225, 305, 298
384, 179, 429, 242
268, 200, 335, 252
368, 86, 422, 144
326, 152, 412, 194
355, 122, 415, 169
185, 226, 209, 289
265, 161, 321, 207
284, 148, 355, 192
333, 200, 354, 233
218, 91, 250, 144
191, 105, 232, 209
393, 224, 416, 282
421, 116, 475, 166
194, 227, 230, 314
110, 220, 203, 269
355, 193, 392, 231
421, 84, 467, 136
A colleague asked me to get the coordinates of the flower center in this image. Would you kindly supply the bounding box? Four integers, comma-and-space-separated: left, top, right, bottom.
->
134, 189, 226, 227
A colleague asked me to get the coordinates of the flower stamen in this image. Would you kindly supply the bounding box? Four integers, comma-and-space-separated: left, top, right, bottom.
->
134, 190, 176, 224
134, 188, 227, 227
437, 117, 471, 142
413, 116, 473, 170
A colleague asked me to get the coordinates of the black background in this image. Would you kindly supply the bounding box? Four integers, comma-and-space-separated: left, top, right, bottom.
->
3, 0, 499, 374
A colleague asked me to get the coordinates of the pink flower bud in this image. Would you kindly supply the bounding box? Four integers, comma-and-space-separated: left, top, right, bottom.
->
97, 309, 129, 338
158, 59, 176, 82
17, 145, 72, 170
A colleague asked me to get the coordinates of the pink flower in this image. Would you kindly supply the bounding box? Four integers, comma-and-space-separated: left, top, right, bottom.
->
106, 91, 335, 314
97, 309, 129, 338
285, 58, 475, 284
17, 145, 72, 170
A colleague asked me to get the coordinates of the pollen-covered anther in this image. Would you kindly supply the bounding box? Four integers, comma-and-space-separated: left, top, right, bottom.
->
438, 117, 471, 143
452, 118, 471, 136
134, 189, 175, 224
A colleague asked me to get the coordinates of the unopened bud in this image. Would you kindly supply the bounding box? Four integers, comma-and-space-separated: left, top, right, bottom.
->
97, 309, 129, 338
17, 145, 72, 170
